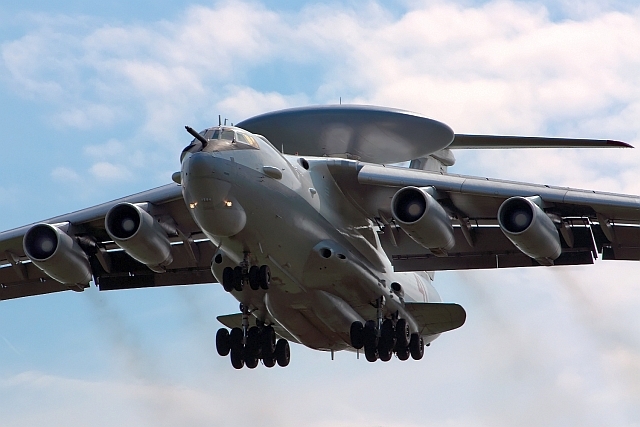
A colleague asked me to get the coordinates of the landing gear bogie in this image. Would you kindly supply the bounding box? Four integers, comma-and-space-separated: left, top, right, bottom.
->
221, 261, 271, 293
218, 324, 290, 369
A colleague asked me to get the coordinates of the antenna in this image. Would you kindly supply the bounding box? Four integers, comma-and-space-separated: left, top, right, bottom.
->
224, 118, 228, 125
218, 115, 221, 126
339, 97, 342, 105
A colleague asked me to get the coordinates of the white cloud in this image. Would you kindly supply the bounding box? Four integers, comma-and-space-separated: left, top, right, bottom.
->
89, 161, 132, 181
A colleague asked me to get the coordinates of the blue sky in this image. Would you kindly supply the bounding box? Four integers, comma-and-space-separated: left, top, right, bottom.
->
1, 1, 640, 426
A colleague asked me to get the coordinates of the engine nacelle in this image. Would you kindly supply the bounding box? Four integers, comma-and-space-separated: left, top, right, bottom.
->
497, 196, 562, 263
105, 203, 173, 273
391, 186, 455, 251
23, 223, 92, 285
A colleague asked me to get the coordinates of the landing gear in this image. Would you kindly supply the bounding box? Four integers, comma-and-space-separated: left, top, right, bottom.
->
218, 303, 290, 369
221, 258, 271, 292
352, 297, 427, 363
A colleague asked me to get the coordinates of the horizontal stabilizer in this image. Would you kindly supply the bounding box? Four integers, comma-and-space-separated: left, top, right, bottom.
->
404, 302, 466, 335
450, 134, 632, 149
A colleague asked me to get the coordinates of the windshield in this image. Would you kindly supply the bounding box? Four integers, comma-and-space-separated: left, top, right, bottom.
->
181, 127, 260, 161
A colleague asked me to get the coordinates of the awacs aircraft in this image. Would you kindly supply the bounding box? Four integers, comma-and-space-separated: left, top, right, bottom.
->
1, 105, 638, 369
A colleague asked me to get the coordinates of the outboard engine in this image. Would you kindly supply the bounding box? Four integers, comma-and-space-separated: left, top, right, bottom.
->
23, 223, 92, 285
497, 196, 561, 265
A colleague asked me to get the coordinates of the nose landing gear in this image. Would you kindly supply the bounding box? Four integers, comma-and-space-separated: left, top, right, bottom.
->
222, 259, 270, 292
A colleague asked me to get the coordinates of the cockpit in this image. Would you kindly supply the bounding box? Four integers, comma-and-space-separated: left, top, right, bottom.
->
181, 127, 262, 161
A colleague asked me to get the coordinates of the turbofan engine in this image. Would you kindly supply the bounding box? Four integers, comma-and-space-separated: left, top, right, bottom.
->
105, 203, 173, 273
23, 223, 92, 285
390, 186, 455, 251
497, 196, 561, 264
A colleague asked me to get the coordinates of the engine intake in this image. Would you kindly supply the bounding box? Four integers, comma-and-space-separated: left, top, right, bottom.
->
497, 196, 561, 264
23, 224, 92, 285
391, 186, 455, 251
105, 203, 173, 272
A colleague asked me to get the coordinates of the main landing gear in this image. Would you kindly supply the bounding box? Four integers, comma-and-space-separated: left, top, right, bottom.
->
222, 254, 271, 292
215, 303, 290, 369
349, 298, 424, 363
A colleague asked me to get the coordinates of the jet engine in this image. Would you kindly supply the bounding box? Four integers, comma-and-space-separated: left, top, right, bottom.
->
105, 203, 173, 273
391, 186, 455, 251
497, 196, 562, 264
23, 223, 92, 285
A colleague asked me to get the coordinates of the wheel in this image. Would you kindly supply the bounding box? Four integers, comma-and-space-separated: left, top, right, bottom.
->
364, 344, 378, 362
233, 266, 243, 292
258, 265, 271, 290
263, 356, 276, 368
245, 352, 259, 369
275, 339, 290, 367
380, 318, 396, 349
261, 325, 276, 356
248, 266, 260, 290
378, 341, 392, 362
396, 346, 410, 361
363, 320, 378, 349
246, 326, 260, 359
395, 318, 410, 348
222, 267, 234, 292
215, 328, 230, 356
410, 333, 424, 360
350, 321, 364, 349
230, 347, 244, 369
229, 327, 244, 351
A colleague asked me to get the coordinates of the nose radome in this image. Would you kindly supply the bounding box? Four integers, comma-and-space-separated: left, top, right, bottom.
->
186, 152, 215, 177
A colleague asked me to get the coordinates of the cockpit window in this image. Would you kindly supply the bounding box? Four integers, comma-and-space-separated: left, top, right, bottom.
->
221, 130, 235, 141
181, 127, 260, 161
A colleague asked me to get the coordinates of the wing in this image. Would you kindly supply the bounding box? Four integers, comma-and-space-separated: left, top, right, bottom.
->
327, 160, 640, 271
0, 183, 216, 301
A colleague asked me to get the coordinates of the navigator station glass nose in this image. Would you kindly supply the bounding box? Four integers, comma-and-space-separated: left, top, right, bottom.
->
180, 126, 261, 162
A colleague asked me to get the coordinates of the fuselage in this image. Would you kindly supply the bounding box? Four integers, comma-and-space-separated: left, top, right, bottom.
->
180, 126, 441, 351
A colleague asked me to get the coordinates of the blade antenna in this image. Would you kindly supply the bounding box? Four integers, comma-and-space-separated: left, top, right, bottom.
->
218, 115, 222, 126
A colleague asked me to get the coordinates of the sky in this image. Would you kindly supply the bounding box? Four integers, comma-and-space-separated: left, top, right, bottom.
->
1, 0, 640, 426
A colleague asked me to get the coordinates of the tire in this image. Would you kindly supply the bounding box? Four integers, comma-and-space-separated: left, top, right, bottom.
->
263, 356, 276, 368
222, 267, 234, 292
259, 265, 271, 290
261, 325, 276, 356
245, 353, 259, 369
395, 318, 410, 348
363, 320, 378, 349
215, 328, 230, 356
275, 339, 290, 367
230, 347, 244, 369
350, 321, 364, 349
229, 327, 244, 351
378, 342, 392, 362
364, 344, 378, 362
410, 333, 424, 360
396, 346, 410, 361
380, 318, 396, 349
246, 327, 260, 359
233, 266, 243, 292
248, 266, 260, 291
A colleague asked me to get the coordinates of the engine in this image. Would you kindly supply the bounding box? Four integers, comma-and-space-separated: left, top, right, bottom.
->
105, 203, 173, 273
390, 186, 455, 251
497, 196, 562, 264
23, 223, 92, 285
